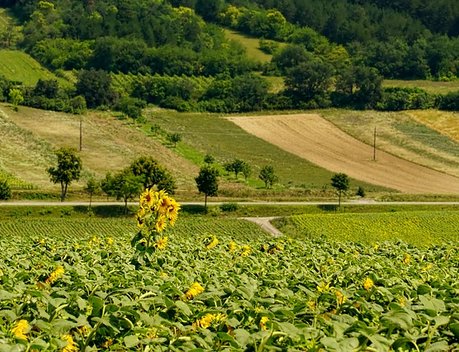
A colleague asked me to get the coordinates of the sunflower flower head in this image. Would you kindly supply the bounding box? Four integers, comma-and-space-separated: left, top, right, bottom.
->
335, 290, 346, 305
363, 277, 374, 291
259, 316, 269, 331
193, 313, 226, 329
205, 236, 219, 250
11, 319, 29, 340
403, 253, 411, 265
155, 215, 167, 233
317, 282, 330, 293
185, 282, 204, 300
155, 236, 168, 250
241, 245, 251, 257
62, 334, 78, 352
45, 266, 65, 285
228, 241, 238, 252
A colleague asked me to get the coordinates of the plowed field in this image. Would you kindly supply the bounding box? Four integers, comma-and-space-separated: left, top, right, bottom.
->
227, 114, 459, 194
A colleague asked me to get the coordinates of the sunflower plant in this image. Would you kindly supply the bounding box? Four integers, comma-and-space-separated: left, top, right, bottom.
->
131, 188, 180, 266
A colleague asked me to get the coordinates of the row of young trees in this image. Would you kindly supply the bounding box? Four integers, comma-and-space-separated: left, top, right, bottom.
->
0, 147, 353, 206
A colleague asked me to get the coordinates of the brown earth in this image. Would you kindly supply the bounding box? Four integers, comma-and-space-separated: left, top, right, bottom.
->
227, 114, 459, 194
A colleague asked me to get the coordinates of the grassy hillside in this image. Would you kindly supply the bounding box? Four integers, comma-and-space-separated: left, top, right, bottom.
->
224, 28, 275, 63
0, 104, 198, 193
320, 109, 459, 178
383, 79, 459, 94
0, 50, 70, 87
406, 110, 459, 142
144, 109, 388, 194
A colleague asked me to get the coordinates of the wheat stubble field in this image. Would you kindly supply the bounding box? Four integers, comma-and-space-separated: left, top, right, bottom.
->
227, 114, 459, 194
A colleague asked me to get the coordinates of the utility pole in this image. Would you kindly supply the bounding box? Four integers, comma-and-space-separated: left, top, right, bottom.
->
79, 115, 83, 151
373, 127, 376, 161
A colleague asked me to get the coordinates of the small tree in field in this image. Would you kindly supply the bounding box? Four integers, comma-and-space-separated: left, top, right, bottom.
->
85, 177, 99, 209
225, 159, 249, 179
0, 180, 12, 200
203, 154, 215, 164
259, 165, 277, 188
47, 147, 82, 201
195, 165, 219, 209
331, 173, 350, 206
8, 88, 23, 111
101, 169, 143, 213
167, 133, 182, 147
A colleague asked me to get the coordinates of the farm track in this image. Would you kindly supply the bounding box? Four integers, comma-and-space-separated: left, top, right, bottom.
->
227, 114, 459, 195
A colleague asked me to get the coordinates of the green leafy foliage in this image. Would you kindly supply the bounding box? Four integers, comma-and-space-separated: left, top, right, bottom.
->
259, 165, 277, 189
280, 211, 459, 245
47, 147, 82, 202
195, 165, 219, 208
0, 216, 458, 350
0, 179, 12, 200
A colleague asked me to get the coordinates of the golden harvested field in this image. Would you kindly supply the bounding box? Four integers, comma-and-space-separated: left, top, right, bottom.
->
406, 110, 459, 142
0, 104, 197, 190
227, 114, 459, 194
320, 110, 459, 178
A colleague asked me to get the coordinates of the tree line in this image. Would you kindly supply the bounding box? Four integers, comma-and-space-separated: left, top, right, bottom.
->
1, 0, 459, 115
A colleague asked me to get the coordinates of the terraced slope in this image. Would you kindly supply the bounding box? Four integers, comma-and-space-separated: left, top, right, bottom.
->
227, 114, 459, 194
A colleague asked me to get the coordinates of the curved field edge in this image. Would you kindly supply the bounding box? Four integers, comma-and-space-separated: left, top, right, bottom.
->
227, 114, 459, 194
274, 211, 459, 246
145, 109, 389, 193
319, 109, 459, 178
0, 217, 458, 350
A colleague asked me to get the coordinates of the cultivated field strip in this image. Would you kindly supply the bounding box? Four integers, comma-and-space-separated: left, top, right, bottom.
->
227, 114, 459, 194
282, 211, 459, 245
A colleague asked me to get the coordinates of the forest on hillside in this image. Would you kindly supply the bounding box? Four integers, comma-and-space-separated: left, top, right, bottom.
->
0, 0, 458, 114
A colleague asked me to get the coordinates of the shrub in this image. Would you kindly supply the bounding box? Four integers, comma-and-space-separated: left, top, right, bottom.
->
356, 186, 366, 198
438, 91, 459, 111
220, 202, 239, 212
0, 180, 12, 200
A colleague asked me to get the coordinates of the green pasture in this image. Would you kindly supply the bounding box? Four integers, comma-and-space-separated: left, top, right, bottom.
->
276, 210, 459, 246
224, 28, 275, 63
0, 50, 70, 87
383, 79, 459, 94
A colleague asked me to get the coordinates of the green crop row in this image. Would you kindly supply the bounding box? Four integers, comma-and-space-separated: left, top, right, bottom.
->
0, 215, 458, 351
277, 211, 459, 246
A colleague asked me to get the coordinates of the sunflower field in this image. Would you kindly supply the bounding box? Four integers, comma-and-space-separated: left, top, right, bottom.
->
1, 204, 459, 350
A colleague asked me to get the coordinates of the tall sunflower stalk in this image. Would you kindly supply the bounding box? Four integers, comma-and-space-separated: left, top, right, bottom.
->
131, 189, 180, 265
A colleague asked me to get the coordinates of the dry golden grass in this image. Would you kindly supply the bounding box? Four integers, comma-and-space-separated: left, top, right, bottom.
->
405, 110, 459, 142
320, 109, 459, 178
228, 114, 459, 194
0, 104, 198, 191
383, 79, 459, 94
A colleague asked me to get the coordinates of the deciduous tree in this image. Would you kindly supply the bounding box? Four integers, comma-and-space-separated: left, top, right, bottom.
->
331, 172, 349, 207
195, 165, 219, 209
47, 147, 82, 201
259, 165, 277, 188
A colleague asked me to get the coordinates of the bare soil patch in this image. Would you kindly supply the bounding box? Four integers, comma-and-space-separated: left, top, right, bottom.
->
227, 114, 459, 194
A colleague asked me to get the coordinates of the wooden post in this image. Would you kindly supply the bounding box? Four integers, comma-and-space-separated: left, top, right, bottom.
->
79, 115, 83, 151
373, 127, 376, 161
